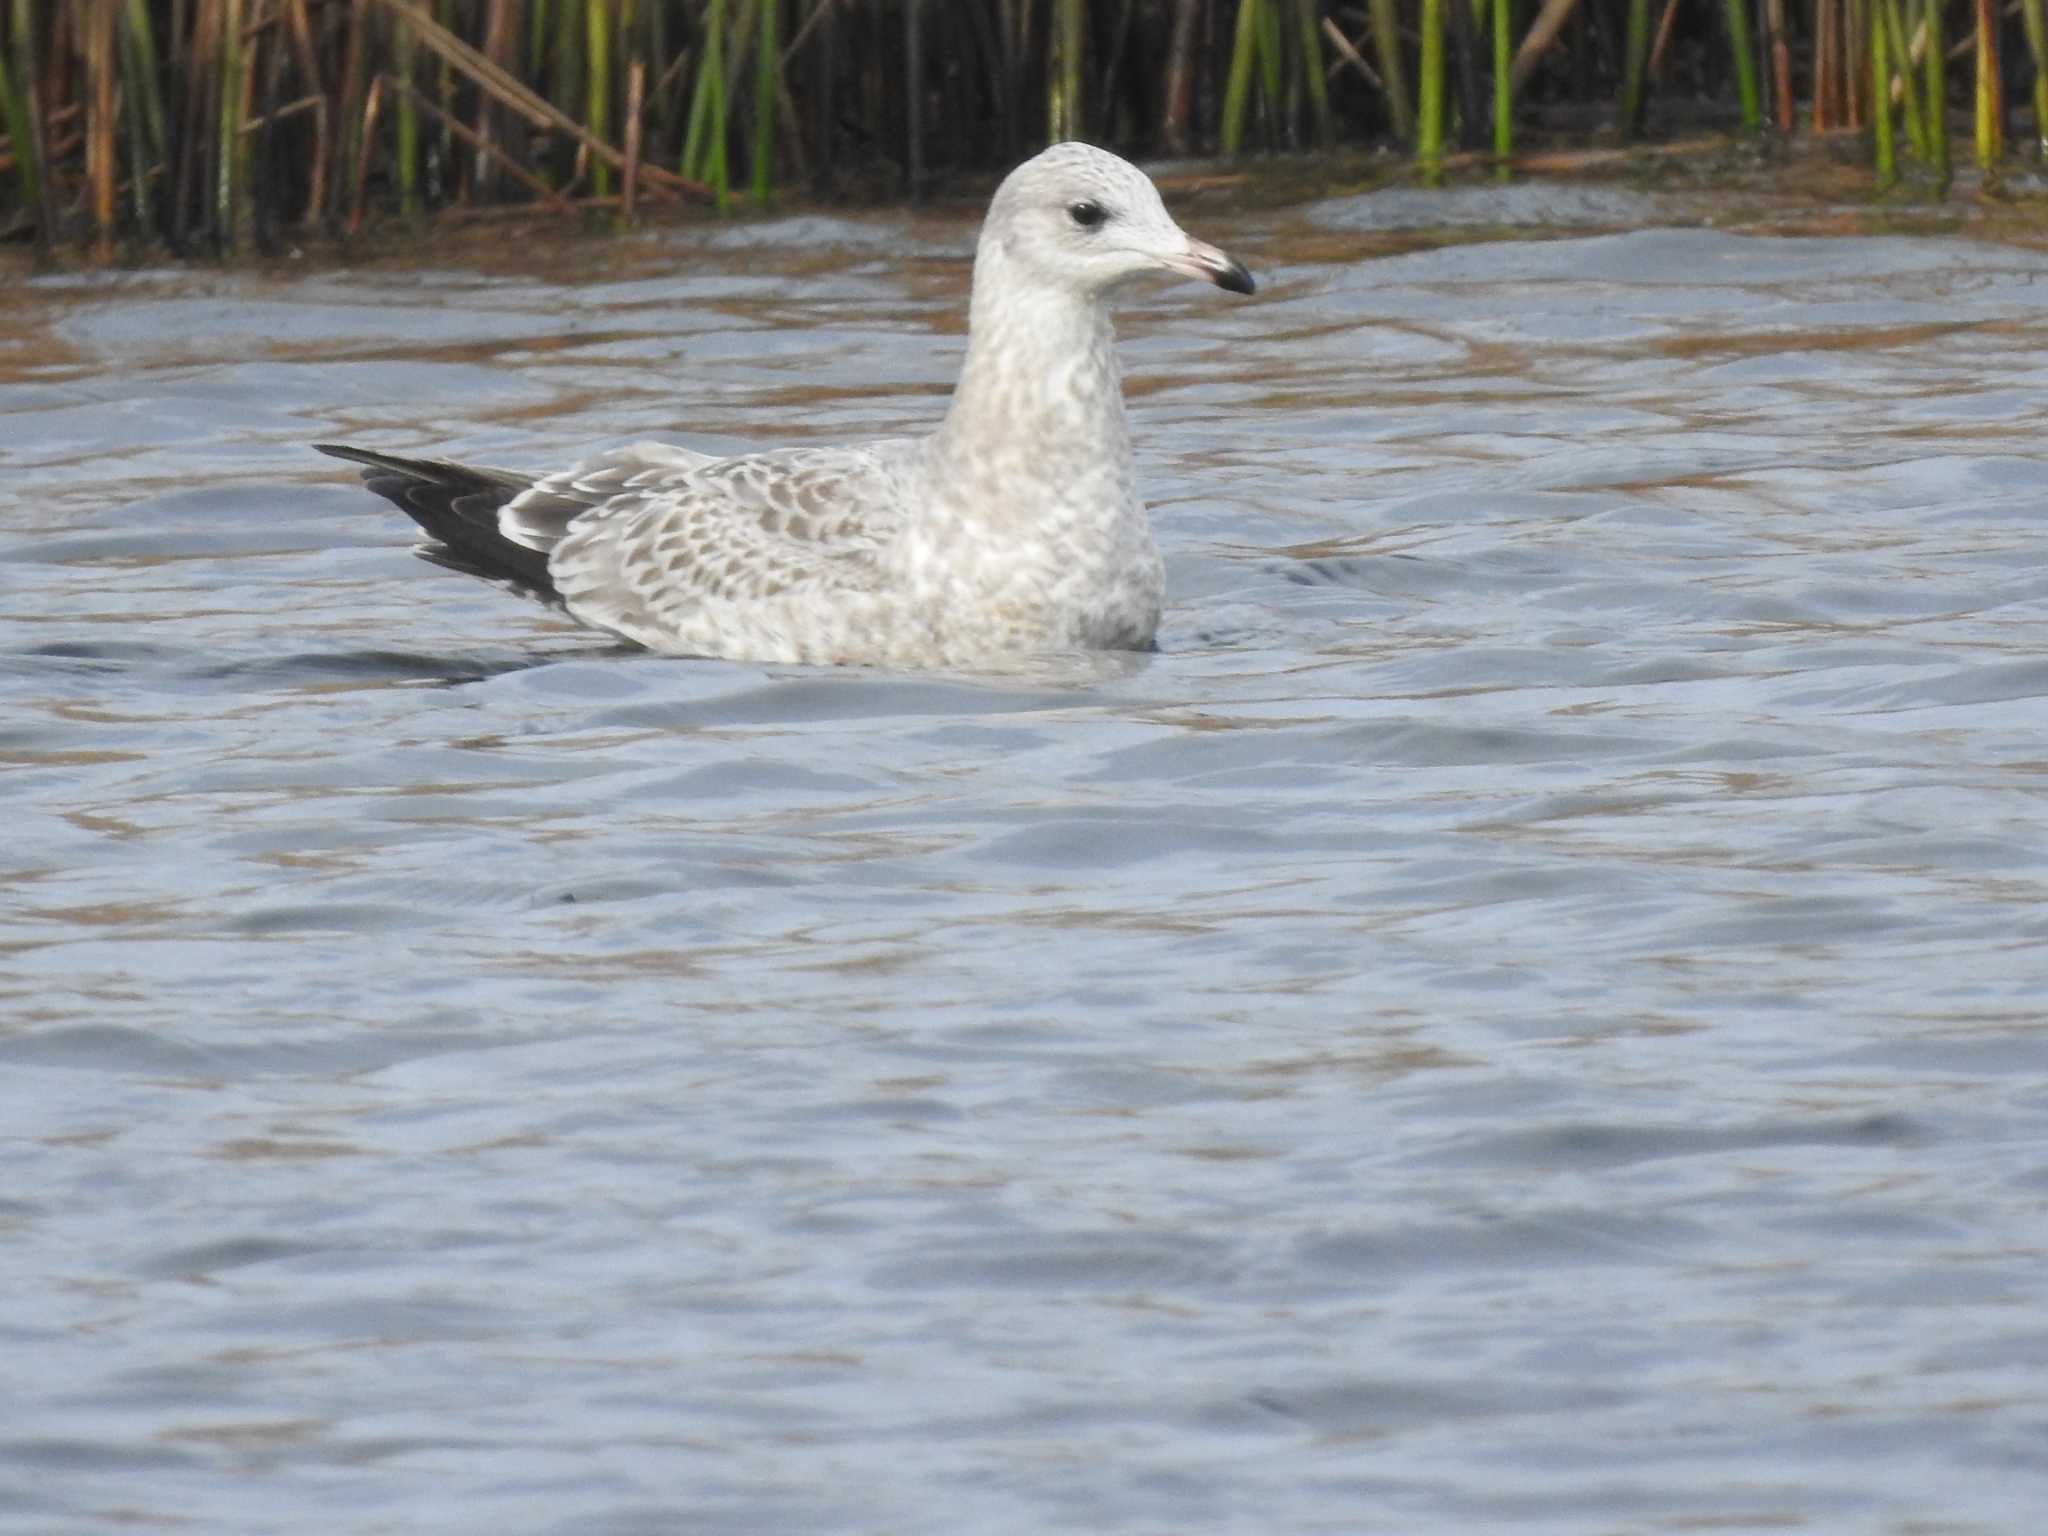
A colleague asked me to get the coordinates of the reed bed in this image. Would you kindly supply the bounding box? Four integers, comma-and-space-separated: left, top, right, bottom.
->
5, 0, 2046, 257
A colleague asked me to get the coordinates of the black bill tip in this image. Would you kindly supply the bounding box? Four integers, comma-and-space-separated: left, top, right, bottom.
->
1211, 257, 1256, 296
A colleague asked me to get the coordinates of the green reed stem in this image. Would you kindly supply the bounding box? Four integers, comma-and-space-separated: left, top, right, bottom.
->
120, 0, 169, 165
1724, 0, 1761, 131
1221, 0, 1259, 152
396, 11, 421, 213
554, 0, 583, 147
1050, 0, 1083, 141
528, 0, 551, 78
2020, 0, 2048, 154
1870, 0, 1896, 183
1255, 0, 1282, 125
1923, 0, 1950, 187
587, 0, 610, 197
1369, 0, 1413, 141
1973, 0, 2001, 169
1881, 0, 1926, 156
1419, 0, 1444, 179
681, 0, 729, 207
1620, 0, 1651, 136
1295, 0, 1329, 144
218, 0, 246, 248
0, 0, 38, 226
751, 0, 777, 201
1492, 0, 1512, 169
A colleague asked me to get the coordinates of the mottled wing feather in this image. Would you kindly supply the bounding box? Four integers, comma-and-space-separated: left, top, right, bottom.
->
501, 440, 720, 552
539, 442, 923, 652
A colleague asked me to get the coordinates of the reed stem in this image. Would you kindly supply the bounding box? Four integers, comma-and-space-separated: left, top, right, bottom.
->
1419, 0, 1445, 180
6, 0, 2032, 259
1492, 0, 1513, 168
1924, 0, 1950, 187
1049, 0, 1083, 142
588, 0, 611, 197
1369, 0, 1413, 141
397, 9, 421, 214
2021, 0, 2048, 154
681, 0, 728, 206
218, 0, 246, 248
0, 0, 42, 231
1870, 0, 1896, 183
1621, 0, 1652, 136
1881, 0, 1927, 156
1724, 0, 1761, 131
1973, 0, 2002, 168
1221, 0, 1259, 153
1296, 0, 1330, 146
752, 0, 776, 201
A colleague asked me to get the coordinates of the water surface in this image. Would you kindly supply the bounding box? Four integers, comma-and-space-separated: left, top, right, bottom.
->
5, 195, 2048, 1534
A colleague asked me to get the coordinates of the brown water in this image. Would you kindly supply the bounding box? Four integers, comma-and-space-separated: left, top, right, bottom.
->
5, 185, 2048, 1534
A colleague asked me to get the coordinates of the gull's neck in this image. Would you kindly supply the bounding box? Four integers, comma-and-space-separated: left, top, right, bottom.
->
933, 238, 1130, 490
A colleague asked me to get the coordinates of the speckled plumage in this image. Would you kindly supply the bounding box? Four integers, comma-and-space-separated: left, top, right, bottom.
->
318, 142, 1254, 668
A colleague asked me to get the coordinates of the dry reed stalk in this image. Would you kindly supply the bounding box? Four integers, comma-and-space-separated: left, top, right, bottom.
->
1321, 15, 1383, 91
622, 52, 642, 215
350, 69, 382, 231
1510, 0, 1582, 93
338, 0, 371, 231
473, 0, 513, 201
240, 92, 323, 129
388, 74, 569, 205
85, 0, 116, 258
278, 0, 328, 223
368, 0, 710, 201
1764, 0, 1793, 130
14, 0, 2040, 259
1974, 0, 2003, 165
1814, 0, 1838, 128
1649, 0, 1683, 80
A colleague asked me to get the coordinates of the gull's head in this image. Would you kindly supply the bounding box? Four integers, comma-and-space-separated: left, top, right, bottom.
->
981, 142, 1255, 302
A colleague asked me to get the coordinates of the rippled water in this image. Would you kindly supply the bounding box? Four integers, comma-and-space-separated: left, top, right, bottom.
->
6, 188, 2048, 1534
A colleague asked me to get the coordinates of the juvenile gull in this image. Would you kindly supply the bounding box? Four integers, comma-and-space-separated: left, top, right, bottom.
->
317, 142, 1254, 668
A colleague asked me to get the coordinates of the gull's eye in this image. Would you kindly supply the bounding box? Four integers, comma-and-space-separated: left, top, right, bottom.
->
1067, 200, 1107, 230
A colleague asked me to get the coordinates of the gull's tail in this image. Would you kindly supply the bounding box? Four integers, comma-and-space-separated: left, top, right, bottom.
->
315, 443, 558, 601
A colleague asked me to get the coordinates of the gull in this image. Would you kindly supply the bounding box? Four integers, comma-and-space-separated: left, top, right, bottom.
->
317, 142, 1254, 669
